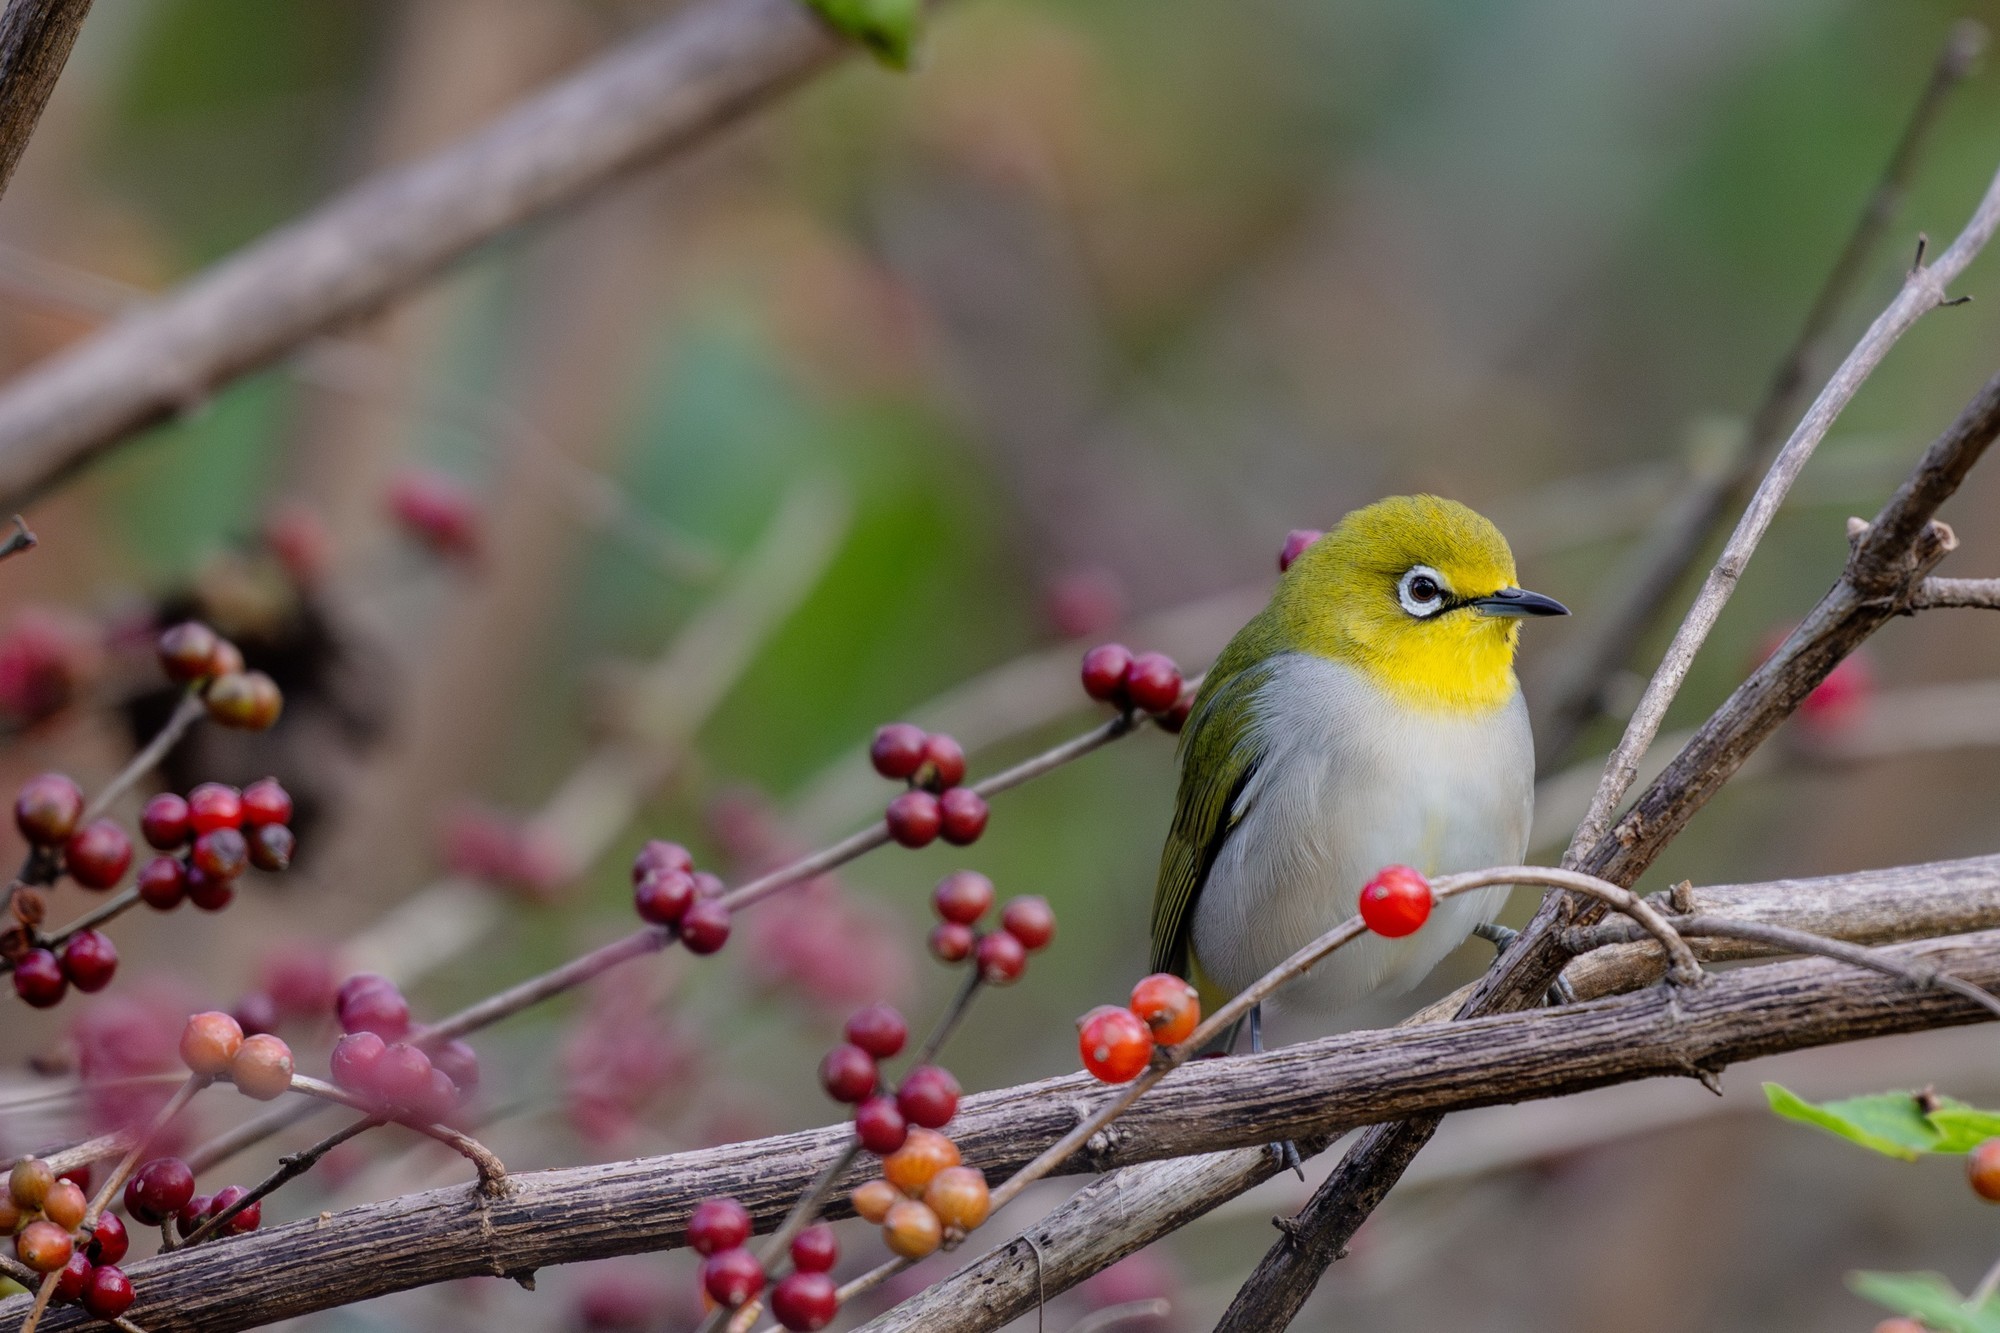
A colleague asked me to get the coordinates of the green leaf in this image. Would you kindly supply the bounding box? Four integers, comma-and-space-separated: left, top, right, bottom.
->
1765, 1084, 1942, 1159
1850, 1271, 2000, 1333
804, 0, 921, 68
1929, 1107, 2000, 1155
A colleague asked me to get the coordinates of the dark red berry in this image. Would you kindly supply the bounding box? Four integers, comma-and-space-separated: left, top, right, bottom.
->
64, 820, 132, 890
59, 930, 117, 993
81, 1264, 133, 1318
790, 1223, 838, 1274
687, 1197, 752, 1256
433, 1039, 480, 1096
885, 791, 942, 848
896, 1065, 961, 1130
240, 778, 293, 827
1080, 644, 1134, 705
869, 723, 927, 781
192, 826, 249, 880
157, 621, 221, 682
330, 1031, 388, 1095
854, 1095, 909, 1155
844, 1003, 907, 1060
137, 856, 187, 910
932, 870, 993, 925
233, 990, 280, 1036
920, 733, 966, 789
54, 1251, 92, 1302
679, 899, 731, 955
700, 1247, 765, 1308
124, 1157, 195, 1225
175, 1195, 212, 1239
184, 865, 234, 912
976, 930, 1027, 984
938, 788, 988, 845
84, 1212, 127, 1266
186, 783, 243, 834
336, 975, 410, 1039
15, 772, 84, 847
633, 869, 695, 927
819, 1043, 878, 1103
1156, 688, 1194, 734
631, 840, 693, 883
771, 1271, 839, 1331
1124, 653, 1183, 714
208, 1184, 260, 1234
206, 670, 284, 731
13, 949, 66, 1007
1001, 896, 1056, 951
247, 822, 294, 872
140, 792, 192, 849
928, 921, 975, 963
1278, 529, 1323, 573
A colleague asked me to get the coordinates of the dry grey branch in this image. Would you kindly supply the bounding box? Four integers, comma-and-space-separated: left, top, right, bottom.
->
1908, 574, 2000, 608
0, 0, 92, 200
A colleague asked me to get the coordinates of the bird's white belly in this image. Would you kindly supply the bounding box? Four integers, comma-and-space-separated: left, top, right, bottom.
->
1189, 653, 1534, 1018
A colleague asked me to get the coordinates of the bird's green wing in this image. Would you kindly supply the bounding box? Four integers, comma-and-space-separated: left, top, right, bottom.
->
1150, 661, 1271, 980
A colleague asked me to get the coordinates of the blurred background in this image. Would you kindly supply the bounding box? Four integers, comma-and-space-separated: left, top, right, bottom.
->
2, 0, 2000, 1328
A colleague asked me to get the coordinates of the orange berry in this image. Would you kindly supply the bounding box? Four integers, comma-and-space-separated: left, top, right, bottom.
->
0, 1193, 20, 1232
881, 1199, 942, 1259
179, 1010, 245, 1075
41, 1178, 86, 1230
15, 1218, 72, 1272
1129, 973, 1200, 1046
882, 1127, 960, 1197
230, 1033, 296, 1101
850, 1178, 899, 1224
1969, 1138, 2000, 1202
1078, 1005, 1154, 1083
8, 1156, 53, 1209
923, 1165, 990, 1232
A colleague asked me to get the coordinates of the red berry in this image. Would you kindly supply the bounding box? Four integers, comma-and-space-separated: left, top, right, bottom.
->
192, 826, 249, 879
975, 930, 1027, 984
771, 1271, 839, 1331
184, 865, 234, 911
1079, 1005, 1154, 1083
54, 1251, 92, 1302
1358, 865, 1432, 938
389, 468, 482, 559
372, 1043, 435, 1110
1000, 896, 1056, 951
687, 1197, 751, 1256
13, 948, 66, 1007
1129, 973, 1201, 1046
920, 734, 966, 789
240, 777, 293, 827
124, 1157, 195, 1225
248, 822, 294, 872
14, 1219, 71, 1272
854, 1094, 909, 1155
819, 1043, 878, 1103
938, 788, 988, 845
1278, 528, 1323, 573
790, 1223, 838, 1273
156, 621, 221, 683
1081, 644, 1134, 705
1124, 653, 1183, 715
330, 1031, 388, 1095
59, 930, 117, 993
208, 1184, 260, 1234
64, 820, 132, 890
885, 790, 942, 848
634, 869, 695, 926
187, 783, 244, 833
1970, 1139, 2000, 1202
931, 870, 993, 925
679, 899, 731, 955
1156, 688, 1194, 734
700, 1247, 765, 1308
175, 1195, 212, 1239
137, 855, 186, 909
869, 723, 927, 781
844, 1003, 908, 1059
631, 840, 694, 883
84, 1212, 127, 1266
433, 1039, 481, 1096
14, 772, 83, 846
896, 1065, 960, 1129
140, 792, 192, 849
337, 975, 410, 1039
929, 921, 975, 963
81, 1264, 133, 1318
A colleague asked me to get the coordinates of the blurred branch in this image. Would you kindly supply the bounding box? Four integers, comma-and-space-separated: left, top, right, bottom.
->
1534, 19, 1987, 765
0, 0, 91, 200
0, 0, 878, 511
0, 515, 33, 561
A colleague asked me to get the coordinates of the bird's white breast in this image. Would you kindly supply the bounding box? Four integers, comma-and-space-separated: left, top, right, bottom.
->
1188, 652, 1534, 1018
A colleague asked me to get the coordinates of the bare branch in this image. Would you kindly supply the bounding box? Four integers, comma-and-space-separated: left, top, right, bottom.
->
1907, 574, 2000, 608
0, 0, 93, 200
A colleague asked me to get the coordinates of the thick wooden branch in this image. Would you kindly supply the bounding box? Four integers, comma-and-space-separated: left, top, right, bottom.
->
0, 0, 859, 511
0, 0, 92, 200
4, 918, 1997, 1333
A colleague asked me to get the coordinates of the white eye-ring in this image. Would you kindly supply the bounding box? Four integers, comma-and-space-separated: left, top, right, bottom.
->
1397, 566, 1448, 618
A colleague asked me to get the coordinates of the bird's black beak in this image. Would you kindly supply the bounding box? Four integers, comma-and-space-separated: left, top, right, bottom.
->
1471, 587, 1569, 619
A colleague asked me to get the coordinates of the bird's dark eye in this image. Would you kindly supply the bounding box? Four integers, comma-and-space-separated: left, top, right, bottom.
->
1397, 565, 1449, 617
1408, 575, 1438, 601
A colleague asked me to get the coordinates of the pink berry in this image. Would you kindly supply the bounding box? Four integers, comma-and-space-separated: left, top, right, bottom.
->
896, 1065, 960, 1129
854, 1095, 909, 1155
976, 930, 1027, 984
336, 975, 409, 1039
330, 1031, 388, 1095
844, 1003, 907, 1059
64, 820, 132, 890
631, 840, 693, 883
240, 778, 293, 827
1080, 644, 1134, 705
59, 930, 117, 992
1278, 528, 1323, 573
1124, 653, 1182, 715
433, 1039, 481, 1096
1001, 896, 1056, 951
156, 621, 221, 683
140, 792, 192, 849
371, 1043, 435, 1110
885, 790, 942, 848
388, 468, 482, 559
869, 723, 927, 781
12, 949, 66, 1007
679, 899, 731, 955
938, 788, 988, 845
634, 869, 695, 927
819, 1043, 878, 1103
687, 1197, 751, 1256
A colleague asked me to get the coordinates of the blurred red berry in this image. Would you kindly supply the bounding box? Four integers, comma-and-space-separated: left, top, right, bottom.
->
631, 839, 694, 882
929, 921, 975, 963
187, 783, 243, 834
1043, 567, 1126, 639
205, 670, 284, 731
248, 822, 295, 872
262, 502, 333, 585
64, 820, 131, 890
819, 1043, 878, 1103
870, 723, 927, 781
1358, 865, 1432, 937
896, 1065, 960, 1129
938, 788, 988, 845
679, 900, 731, 955
1279, 528, 1324, 573
844, 1003, 908, 1060
1799, 652, 1874, 734
124, 1157, 194, 1225
687, 1197, 752, 1256
700, 1246, 765, 1308
185, 865, 234, 911
137, 855, 187, 910
433, 1038, 480, 1096
790, 1223, 838, 1274
60, 930, 117, 993
976, 930, 1027, 984
1969, 1138, 2000, 1202
854, 1094, 909, 1155
932, 870, 993, 926
330, 1031, 387, 1095
192, 826, 249, 880
13, 949, 65, 1007
157, 621, 221, 683
771, 1271, 839, 1331
140, 792, 192, 850
260, 944, 336, 1018
1081, 643, 1133, 705
1000, 896, 1056, 951
1079, 1005, 1154, 1082
240, 778, 293, 827
920, 734, 966, 789
1124, 653, 1183, 715
15, 772, 83, 846
336, 975, 410, 1039
885, 791, 942, 848
634, 868, 696, 927
233, 990, 280, 1036
1156, 688, 1195, 734
388, 468, 482, 560
0, 609, 100, 726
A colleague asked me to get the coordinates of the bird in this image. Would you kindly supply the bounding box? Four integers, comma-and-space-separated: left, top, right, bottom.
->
1150, 495, 1568, 1052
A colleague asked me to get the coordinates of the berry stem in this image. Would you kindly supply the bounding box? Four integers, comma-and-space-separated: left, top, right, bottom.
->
83, 1074, 208, 1231
836, 1257, 909, 1305
80, 689, 206, 826
911, 966, 984, 1069
1970, 1250, 2000, 1310
280, 1076, 508, 1196
181, 1114, 383, 1247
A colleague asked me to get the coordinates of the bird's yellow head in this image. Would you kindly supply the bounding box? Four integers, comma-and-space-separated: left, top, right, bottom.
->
1270, 495, 1567, 714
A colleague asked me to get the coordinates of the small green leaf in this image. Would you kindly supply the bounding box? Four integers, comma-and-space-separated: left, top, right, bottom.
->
804, 0, 920, 68
1765, 1084, 1941, 1159
1929, 1106, 2000, 1155
1851, 1271, 2000, 1333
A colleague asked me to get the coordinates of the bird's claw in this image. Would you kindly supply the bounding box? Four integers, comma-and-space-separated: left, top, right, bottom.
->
1269, 1139, 1305, 1179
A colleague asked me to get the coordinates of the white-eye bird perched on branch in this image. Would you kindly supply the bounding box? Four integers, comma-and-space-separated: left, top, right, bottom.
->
1151, 495, 1568, 1060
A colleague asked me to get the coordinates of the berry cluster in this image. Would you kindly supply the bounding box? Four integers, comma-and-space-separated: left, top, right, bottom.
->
135, 778, 297, 917
1079, 645, 1192, 732
925, 870, 1054, 984
156, 621, 283, 731
15, 772, 132, 893
849, 1136, 989, 1258
326, 976, 479, 1122
629, 839, 731, 954
1077, 974, 1202, 1083
687, 1198, 842, 1330
3, 1155, 133, 1319
870, 724, 988, 848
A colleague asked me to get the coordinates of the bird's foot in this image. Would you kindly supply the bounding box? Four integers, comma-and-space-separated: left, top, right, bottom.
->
1268, 1138, 1306, 1180
1472, 921, 1576, 1007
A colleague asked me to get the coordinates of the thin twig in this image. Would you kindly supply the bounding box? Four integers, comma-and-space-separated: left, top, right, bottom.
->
81, 690, 204, 824
277, 1076, 506, 1196
1907, 574, 2000, 608
179, 1114, 381, 1248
